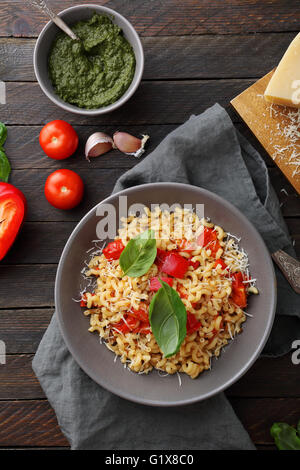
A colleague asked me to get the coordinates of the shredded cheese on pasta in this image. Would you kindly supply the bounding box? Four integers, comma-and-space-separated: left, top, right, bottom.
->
79, 207, 258, 379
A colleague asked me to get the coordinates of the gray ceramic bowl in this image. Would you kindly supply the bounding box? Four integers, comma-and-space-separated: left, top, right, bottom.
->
33, 4, 144, 115
55, 183, 276, 406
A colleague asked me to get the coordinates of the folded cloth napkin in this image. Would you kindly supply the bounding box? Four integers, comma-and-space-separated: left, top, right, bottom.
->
33, 103, 300, 450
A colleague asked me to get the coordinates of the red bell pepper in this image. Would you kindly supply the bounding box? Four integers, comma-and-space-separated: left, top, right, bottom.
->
112, 311, 151, 335
230, 272, 247, 308
186, 312, 202, 335
80, 292, 87, 307
103, 239, 125, 260
197, 227, 221, 257
150, 276, 173, 291
177, 284, 188, 299
160, 252, 189, 279
0, 183, 26, 261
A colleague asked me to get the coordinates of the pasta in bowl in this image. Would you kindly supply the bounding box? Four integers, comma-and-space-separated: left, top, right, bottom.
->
55, 183, 276, 406
81, 207, 258, 379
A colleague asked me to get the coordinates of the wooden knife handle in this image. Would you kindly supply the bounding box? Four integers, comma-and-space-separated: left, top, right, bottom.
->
272, 249, 300, 294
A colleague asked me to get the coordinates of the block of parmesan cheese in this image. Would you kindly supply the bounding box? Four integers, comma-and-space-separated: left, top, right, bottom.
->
264, 33, 300, 108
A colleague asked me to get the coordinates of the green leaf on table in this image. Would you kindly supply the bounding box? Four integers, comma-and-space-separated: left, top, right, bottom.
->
149, 280, 187, 358
119, 229, 157, 277
0, 148, 11, 183
271, 421, 300, 450
0, 122, 7, 147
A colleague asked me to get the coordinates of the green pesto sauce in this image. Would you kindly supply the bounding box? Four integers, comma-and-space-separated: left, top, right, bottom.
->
48, 14, 136, 109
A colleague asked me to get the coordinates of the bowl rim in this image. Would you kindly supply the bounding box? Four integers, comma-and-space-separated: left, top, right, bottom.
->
33, 4, 144, 116
55, 182, 277, 407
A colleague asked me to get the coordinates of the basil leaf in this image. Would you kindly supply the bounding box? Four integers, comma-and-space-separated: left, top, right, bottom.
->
0, 148, 11, 183
149, 280, 187, 358
0, 123, 7, 147
119, 229, 157, 277
271, 422, 300, 450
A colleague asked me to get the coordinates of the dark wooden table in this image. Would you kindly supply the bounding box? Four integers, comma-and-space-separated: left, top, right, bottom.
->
0, 0, 299, 450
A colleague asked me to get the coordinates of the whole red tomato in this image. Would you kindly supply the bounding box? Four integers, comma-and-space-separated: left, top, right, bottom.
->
45, 169, 84, 210
39, 120, 78, 160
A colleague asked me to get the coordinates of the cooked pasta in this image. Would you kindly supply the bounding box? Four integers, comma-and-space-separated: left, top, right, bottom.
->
79, 207, 258, 379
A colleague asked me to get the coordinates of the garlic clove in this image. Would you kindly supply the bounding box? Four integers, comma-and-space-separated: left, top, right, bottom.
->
113, 132, 149, 158
85, 132, 113, 161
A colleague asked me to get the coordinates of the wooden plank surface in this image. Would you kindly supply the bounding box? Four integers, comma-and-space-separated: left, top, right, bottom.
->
0, 265, 56, 308
0, 33, 297, 82
1, 0, 299, 38
0, 352, 298, 400
0, 310, 53, 353
1, 80, 254, 125
231, 71, 300, 194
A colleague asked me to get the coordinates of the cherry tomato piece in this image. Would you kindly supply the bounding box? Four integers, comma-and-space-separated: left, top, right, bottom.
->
149, 276, 174, 292
39, 120, 79, 160
186, 312, 201, 335
160, 252, 189, 279
44, 169, 84, 210
138, 322, 151, 334
112, 313, 150, 335
128, 308, 149, 323
154, 248, 170, 270
197, 227, 221, 257
103, 240, 125, 260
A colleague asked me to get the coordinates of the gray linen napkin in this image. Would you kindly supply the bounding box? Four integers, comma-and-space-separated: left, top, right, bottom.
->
33, 103, 300, 450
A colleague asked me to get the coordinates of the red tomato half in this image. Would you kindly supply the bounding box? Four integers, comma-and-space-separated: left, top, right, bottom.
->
188, 259, 200, 270
39, 120, 79, 160
103, 240, 125, 260
177, 239, 196, 252
160, 252, 189, 279
44, 169, 84, 210
0, 183, 26, 260
177, 284, 188, 299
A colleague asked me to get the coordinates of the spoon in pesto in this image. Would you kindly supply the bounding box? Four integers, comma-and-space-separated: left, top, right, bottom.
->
27, 0, 80, 41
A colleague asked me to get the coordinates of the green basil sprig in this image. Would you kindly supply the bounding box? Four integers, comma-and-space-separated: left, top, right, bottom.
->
0, 122, 7, 147
149, 280, 187, 358
0, 148, 11, 183
119, 229, 157, 277
271, 421, 300, 450
0, 122, 10, 182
